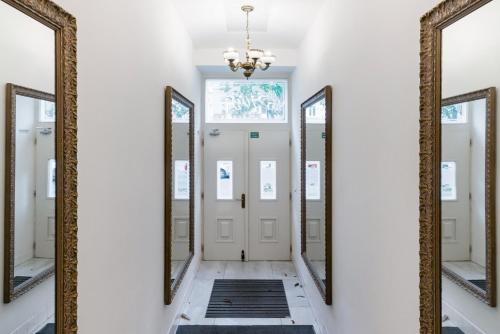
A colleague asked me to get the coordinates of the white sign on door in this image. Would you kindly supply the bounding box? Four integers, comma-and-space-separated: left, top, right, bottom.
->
175, 160, 190, 199
260, 161, 277, 200
217, 160, 233, 200
306, 161, 321, 200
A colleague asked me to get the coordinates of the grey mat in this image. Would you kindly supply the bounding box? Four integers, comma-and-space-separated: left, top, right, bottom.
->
36, 323, 55, 334
469, 279, 486, 290
13, 276, 31, 288
442, 327, 465, 334
206, 279, 290, 318
177, 325, 315, 334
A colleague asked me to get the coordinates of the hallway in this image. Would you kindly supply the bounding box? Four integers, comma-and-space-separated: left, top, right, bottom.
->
178, 262, 322, 333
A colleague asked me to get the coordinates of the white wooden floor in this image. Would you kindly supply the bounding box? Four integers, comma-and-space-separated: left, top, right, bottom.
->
179, 261, 323, 333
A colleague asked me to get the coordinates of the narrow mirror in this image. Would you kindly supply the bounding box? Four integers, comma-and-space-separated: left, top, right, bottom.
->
165, 86, 194, 304
440, 1, 498, 332
301, 86, 332, 304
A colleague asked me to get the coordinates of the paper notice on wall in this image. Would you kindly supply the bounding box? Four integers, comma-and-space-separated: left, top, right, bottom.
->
217, 161, 233, 200
175, 160, 189, 199
306, 161, 321, 200
260, 161, 277, 200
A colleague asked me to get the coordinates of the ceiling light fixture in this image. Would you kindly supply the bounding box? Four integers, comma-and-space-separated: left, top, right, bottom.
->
223, 5, 276, 79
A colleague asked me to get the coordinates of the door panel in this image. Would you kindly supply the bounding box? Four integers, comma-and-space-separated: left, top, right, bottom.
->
248, 131, 290, 260
35, 126, 55, 258
204, 131, 247, 260
442, 123, 471, 261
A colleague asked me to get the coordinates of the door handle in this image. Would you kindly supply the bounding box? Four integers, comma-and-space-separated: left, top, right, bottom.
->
236, 193, 246, 209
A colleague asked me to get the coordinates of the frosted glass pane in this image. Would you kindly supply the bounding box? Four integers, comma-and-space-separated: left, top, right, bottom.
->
260, 161, 277, 200
172, 98, 190, 123
47, 158, 56, 198
217, 161, 233, 200
174, 160, 190, 199
305, 98, 326, 124
441, 161, 457, 201
442, 102, 467, 124
38, 100, 55, 122
306, 161, 321, 200
206, 80, 288, 123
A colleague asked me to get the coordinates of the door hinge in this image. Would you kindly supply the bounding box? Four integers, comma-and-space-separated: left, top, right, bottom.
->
470, 245, 473, 254
290, 245, 292, 254
289, 139, 292, 146
201, 192, 204, 200
469, 192, 472, 200
241, 250, 245, 261
201, 138, 205, 147
290, 192, 292, 201
470, 139, 472, 146
201, 244, 204, 253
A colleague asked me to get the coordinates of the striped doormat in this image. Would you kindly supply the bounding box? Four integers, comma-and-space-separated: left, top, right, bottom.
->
205, 279, 290, 318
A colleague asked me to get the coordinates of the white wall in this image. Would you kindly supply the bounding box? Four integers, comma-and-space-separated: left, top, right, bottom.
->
49, 0, 202, 332
290, 0, 438, 333
470, 99, 486, 267
441, 1, 500, 332
0, 2, 55, 333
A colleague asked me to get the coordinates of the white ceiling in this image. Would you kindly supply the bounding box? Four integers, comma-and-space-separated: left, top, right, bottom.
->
172, 0, 326, 50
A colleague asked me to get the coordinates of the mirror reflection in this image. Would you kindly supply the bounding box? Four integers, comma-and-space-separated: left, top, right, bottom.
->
301, 86, 331, 304
1, 0, 56, 332
305, 97, 326, 284
441, 1, 498, 332
171, 97, 191, 285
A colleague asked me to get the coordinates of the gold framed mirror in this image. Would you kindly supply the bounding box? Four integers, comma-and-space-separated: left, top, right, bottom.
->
1, 0, 77, 333
301, 86, 332, 305
420, 0, 498, 333
4, 84, 56, 303
164, 86, 194, 305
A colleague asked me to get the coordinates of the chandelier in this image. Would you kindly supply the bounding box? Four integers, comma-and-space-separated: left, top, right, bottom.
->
223, 5, 276, 79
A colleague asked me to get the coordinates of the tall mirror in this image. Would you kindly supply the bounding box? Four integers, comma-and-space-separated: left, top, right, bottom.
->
165, 86, 194, 305
0, 0, 77, 333
420, 0, 499, 333
301, 86, 332, 305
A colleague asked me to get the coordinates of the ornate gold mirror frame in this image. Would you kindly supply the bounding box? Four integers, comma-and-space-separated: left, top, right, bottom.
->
1, 0, 77, 332
440, 88, 496, 306
419, 0, 494, 332
300, 86, 332, 305
4, 84, 56, 303
164, 86, 194, 305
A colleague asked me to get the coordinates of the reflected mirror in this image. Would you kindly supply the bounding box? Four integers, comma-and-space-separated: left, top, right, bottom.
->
301, 86, 332, 304
440, 1, 499, 332
165, 86, 194, 304
4, 85, 56, 305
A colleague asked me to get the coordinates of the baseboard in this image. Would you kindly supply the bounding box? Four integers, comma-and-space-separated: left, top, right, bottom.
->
167, 255, 202, 334
291, 255, 330, 334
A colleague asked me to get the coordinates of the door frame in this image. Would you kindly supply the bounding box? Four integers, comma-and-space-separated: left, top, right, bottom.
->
200, 76, 292, 260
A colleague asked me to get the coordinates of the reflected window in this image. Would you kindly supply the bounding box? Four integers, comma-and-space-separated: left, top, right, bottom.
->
441, 161, 457, 201
206, 80, 288, 123
172, 99, 190, 123
306, 161, 321, 200
217, 161, 233, 200
442, 102, 467, 124
305, 99, 326, 124
38, 100, 55, 123
260, 161, 277, 200
174, 160, 189, 199
47, 158, 56, 198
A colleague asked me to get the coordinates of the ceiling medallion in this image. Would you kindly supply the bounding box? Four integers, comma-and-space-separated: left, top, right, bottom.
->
223, 5, 276, 79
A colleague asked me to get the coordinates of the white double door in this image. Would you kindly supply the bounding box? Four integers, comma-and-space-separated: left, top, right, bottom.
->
204, 129, 290, 261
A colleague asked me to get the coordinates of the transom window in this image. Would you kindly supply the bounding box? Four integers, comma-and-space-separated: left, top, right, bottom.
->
172, 98, 190, 123
205, 79, 288, 123
442, 102, 467, 124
